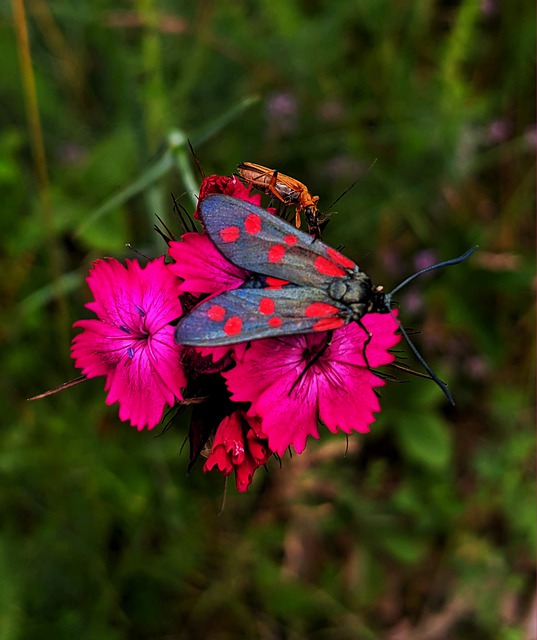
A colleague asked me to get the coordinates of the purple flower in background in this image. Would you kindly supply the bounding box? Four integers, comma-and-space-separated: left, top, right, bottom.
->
487, 120, 512, 143
265, 91, 298, 136
414, 250, 438, 272
480, 0, 498, 17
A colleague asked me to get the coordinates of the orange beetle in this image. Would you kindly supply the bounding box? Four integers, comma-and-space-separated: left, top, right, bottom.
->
237, 162, 323, 236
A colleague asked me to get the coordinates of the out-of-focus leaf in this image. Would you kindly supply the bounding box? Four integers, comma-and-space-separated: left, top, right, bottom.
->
395, 412, 452, 471
0, 537, 21, 640
76, 96, 259, 235
18, 269, 85, 314
380, 530, 428, 564
75, 152, 174, 236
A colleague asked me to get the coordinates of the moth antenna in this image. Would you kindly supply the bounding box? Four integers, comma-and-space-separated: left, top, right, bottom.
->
390, 312, 454, 405
385, 246, 478, 305
384, 245, 478, 405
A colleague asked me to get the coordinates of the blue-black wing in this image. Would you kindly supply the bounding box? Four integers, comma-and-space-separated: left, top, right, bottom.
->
175, 286, 351, 346
198, 195, 361, 287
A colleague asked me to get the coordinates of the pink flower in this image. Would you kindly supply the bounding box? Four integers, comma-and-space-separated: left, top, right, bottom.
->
167, 173, 283, 298
167, 174, 257, 298
71, 257, 186, 429
224, 314, 401, 456
168, 175, 260, 362
168, 232, 249, 297
195, 174, 261, 219
204, 411, 271, 492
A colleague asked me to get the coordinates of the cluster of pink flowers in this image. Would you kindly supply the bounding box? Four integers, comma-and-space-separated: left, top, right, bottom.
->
71, 174, 401, 491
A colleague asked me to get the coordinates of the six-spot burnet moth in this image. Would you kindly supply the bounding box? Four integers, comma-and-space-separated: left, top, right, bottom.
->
174, 194, 478, 404
237, 162, 324, 237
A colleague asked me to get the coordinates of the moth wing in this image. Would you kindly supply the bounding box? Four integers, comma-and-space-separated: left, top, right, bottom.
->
175, 287, 351, 347
199, 195, 358, 287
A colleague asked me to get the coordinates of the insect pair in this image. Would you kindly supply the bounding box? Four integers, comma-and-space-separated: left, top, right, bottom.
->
237, 162, 325, 238
175, 193, 477, 404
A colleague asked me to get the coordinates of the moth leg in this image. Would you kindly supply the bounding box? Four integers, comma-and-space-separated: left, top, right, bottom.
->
289, 330, 334, 394
357, 318, 373, 370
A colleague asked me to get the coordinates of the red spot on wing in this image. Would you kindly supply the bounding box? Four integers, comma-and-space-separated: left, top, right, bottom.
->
313, 317, 346, 331
259, 297, 275, 315
265, 276, 289, 289
224, 316, 242, 335
220, 226, 240, 243
245, 213, 262, 235
326, 247, 355, 269
305, 302, 341, 317
284, 234, 298, 246
207, 305, 226, 321
268, 244, 286, 263
268, 317, 282, 327
314, 255, 346, 277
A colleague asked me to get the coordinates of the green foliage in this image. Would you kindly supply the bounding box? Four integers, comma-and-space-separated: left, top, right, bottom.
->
1, 0, 534, 638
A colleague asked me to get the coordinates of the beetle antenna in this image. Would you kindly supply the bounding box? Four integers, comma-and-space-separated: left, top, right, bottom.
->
324, 158, 378, 212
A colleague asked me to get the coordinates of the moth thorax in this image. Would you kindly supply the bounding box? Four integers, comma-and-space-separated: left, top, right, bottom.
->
328, 275, 371, 305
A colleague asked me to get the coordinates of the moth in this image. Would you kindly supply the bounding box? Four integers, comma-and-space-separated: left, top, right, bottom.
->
175, 194, 477, 404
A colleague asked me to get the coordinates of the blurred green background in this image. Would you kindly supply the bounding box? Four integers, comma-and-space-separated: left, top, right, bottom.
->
2, 1, 535, 638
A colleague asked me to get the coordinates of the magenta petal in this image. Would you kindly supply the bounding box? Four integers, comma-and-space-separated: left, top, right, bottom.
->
104, 348, 177, 429
71, 319, 129, 376
197, 345, 235, 365
71, 257, 186, 430
224, 315, 401, 454
315, 318, 399, 435
245, 425, 270, 464
204, 412, 271, 492
249, 373, 320, 455
196, 175, 262, 217
326, 314, 400, 369
146, 325, 187, 400
360, 312, 401, 366
204, 446, 233, 475
168, 233, 249, 296
224, 336, 322, 455
318, 367, 383, 435
203, 413, 244, 475
234, 457, 259, 492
